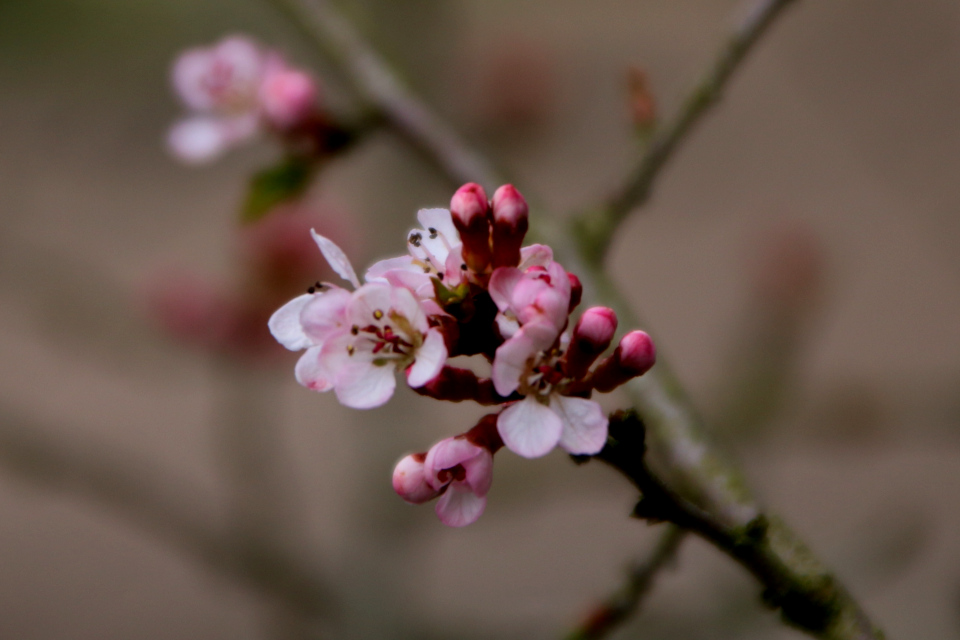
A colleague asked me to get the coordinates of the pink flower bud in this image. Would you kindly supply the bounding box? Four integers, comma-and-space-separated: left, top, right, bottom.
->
568, 273, 583, 312
591, 330, 656, 392
392, 453, 440, 504
490, 184, 529, 268
260, 67, 318, 130
450, 183, 492, 272
562, 307, 618, 380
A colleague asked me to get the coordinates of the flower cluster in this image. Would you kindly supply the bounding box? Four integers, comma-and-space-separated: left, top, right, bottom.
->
269, 184, 655, 526
168, 35, 321, 164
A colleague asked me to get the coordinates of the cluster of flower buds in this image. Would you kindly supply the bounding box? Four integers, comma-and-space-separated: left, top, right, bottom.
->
168, 35, 325, 164
269, 184, 655, 526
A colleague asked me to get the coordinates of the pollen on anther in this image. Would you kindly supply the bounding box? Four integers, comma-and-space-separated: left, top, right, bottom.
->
428, 227, 438, 238
351, 325, 359, 335
347, 345, 355, 355
373, 309, 384, 320
307, 286, 316, 294
408, 232, 422, 247
460, 263, 467, 271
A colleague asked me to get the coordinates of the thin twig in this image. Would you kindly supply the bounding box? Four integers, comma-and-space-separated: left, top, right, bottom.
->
573, 0, 801, 263
566, 525, 687, 640
261, 3, 884, 639
267, 0, 506, 191
0, 408, 332, 620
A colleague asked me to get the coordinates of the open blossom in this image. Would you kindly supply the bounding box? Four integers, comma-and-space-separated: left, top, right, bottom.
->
168, 35, 319, 163
270, 184, 656, 526
269, 230, 446, 408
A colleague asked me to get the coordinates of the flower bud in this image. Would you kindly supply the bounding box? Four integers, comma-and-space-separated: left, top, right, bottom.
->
260, 68, 318, 130
450, 183, 492, 272
590, 330, 656, 392
562, 307, 618, 380
490, 184, 529, 268
392, 453, 440, 504
567, 273, 583, 312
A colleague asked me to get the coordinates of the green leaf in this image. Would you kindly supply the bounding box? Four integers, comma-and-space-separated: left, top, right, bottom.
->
241, 157, 315, 223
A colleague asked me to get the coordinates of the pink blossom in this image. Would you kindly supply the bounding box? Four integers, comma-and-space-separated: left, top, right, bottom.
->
392, 453, 441, 504
450, 183, 492, 273
168, 35, 318, 163
269, 231, 448, 409
423, 436, 494, 527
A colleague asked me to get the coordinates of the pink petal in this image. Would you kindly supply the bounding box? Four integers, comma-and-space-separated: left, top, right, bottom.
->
462, 449, 494, 496
406, 328, 447, 388
426, 437, 482, 476
365, 256, 418, 281
518, 244, 554, 270
392, 455, 440, 504
294, 346, 335, 392
347, 283, 393, 326
268, 294, 313, 350
552, 396, 609, 455
491, 331, 538, 397
435, 484, 486, 527
310, 230, 360, 288
488, 267, 524, 312
417, 208, 458, 245
497, 397, 563, 458
299, 287, 351, 342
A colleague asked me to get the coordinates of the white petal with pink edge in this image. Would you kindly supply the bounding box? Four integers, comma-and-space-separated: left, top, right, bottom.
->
497, 396, 563, 458
406, 328, 447, 388
310, 229, 360, 288
552, 395, 609, 455
435, 484, 487, 527
268, 293, 314, 350
491, 330, 538, 396
294, 346, 335, 392
333, 361, 397, 409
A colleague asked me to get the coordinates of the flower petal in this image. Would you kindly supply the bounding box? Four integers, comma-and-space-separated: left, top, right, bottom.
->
167, 117, 232, 164
392, 455, 440, 504
518, 244, 554, 270
462, 449, 494, 496
268, 294, 314, 350
552, 395, 609, 455
311, 229, 360, 288
488, 267, 524, 312
435, 484, 486, 527
333, 361, 397, 409
426, 437, 482, 475
491, 330, 538, 396
406, 328, 447, 388
365, 255, 418, 282
497, 397, 563, 458
300, 287, 351, 342
294, 345, 335, 392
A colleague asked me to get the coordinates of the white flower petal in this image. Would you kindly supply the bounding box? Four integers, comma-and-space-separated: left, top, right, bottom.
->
347, 283, 393, 326
167, 117, 232, 164
406, 328, 447, 388
294, 346, 335, 392
491, 330, 538, 397
417, 208, 458, 244
497, 397, 563, 458
495, 314, 520, 340
310, 229, 360, 288
435, 484, 486, 527
365, 256, 419, 281
268, 294, 314, 350
552, 395, 609, 455
300, 287, 351, 342
334, 361, 397, 409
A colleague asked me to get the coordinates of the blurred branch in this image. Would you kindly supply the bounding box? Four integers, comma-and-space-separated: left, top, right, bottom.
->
267, 0, 506, 190
572, 0, 800, 263
590, 412, 883, 640
261, 2, 883, 639
566, 525, 686, 640
0, 407, 331, 621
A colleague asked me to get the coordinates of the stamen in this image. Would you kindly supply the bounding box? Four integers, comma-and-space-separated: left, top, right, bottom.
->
307, 286, 315, 294
373, 309, 384, 320
408, 232, 423, 247
351, 325, 359, 335
428, 227, 438, 239
346, 345, 355, 355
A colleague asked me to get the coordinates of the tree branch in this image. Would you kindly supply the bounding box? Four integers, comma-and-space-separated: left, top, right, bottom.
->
566, 525, 686, 640
572, 0, 801, 263
267, 0, 506, 191
262, 2, 883, 639
0, 408, 332, 620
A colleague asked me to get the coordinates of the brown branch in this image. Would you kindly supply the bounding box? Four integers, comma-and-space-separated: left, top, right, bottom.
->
572, 0, 802, 263
566, 525, 686, 640
267, 0, 506, 191
0, 407, 332, 619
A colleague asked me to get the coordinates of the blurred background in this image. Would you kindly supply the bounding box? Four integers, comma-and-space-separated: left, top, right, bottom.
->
0, 0, 959, 638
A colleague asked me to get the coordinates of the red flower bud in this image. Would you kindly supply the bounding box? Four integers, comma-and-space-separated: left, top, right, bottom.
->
567, 273, 583, 312
450, 183, 492, 272
562, 307, 618, 380
490, 184, 529, 268
590, 330, 655, 392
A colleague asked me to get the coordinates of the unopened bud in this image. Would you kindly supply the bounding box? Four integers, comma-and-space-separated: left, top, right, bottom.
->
490, 184, 529, 268
260, 69, 318, 129
562, 307, 618, 380
450, 183, 492, 272
591, 330, 656, 392
392, 453, 440, 504
568, 273, 583, 312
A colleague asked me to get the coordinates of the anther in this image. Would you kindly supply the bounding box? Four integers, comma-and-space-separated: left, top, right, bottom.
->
428, 227, 438, 238
373, 310, 384, 320
307, 286, 316, 294
460, 263, 467, 271
408, 232, 422, 247
346, 345, 355, 355
351, 325, 359, 335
